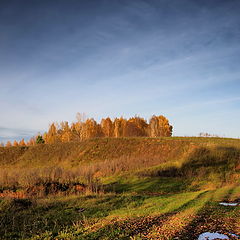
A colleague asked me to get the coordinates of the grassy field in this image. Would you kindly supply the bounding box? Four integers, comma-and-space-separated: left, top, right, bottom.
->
0, 137, 240, 239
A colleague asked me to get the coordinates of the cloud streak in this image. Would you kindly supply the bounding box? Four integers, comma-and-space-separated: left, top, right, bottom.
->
0, 127, 37, 143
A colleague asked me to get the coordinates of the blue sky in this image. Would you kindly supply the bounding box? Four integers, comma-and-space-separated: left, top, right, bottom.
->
0, 0, 240, 142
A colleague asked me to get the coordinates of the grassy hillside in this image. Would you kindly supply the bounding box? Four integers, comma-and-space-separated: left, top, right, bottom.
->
0, 137, 191, 167
1, 137, 240, 186
1, 137, 239, 165
1, 137, 240, 239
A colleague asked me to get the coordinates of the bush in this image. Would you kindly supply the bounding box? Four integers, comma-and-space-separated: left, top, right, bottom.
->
36, 135, 45, 144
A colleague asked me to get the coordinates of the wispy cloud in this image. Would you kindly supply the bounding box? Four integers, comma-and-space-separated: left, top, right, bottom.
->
0, 127, 37, 143
0, 0, 240, 139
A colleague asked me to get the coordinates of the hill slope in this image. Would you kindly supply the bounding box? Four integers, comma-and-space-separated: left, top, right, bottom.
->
1, 137, 240, 167
1, 137, 240, 184
1, 137, 240, 239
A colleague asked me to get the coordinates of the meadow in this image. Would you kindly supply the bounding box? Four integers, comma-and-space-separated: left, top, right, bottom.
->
0, 137, 240, 239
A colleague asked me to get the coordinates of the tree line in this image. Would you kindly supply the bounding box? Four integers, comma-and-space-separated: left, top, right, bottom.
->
1, 114, 173, 147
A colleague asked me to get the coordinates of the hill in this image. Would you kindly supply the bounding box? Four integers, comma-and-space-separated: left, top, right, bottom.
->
1, 137, 240, 185
0, 137, 240, 239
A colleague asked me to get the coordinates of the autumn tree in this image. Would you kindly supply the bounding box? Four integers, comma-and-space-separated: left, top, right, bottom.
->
13, 140, 19, 147
71, 112, 88, 141
74, 121, 87, 140
45, 123, 59, 144
124, 116, 148, 137
149, 115, 172, 137
101, 117, 114, 137
113, 117, 127, 137
70, 122, 81, 141
60, 121, 73, 142
19, 113, 173, 146
19, 139, 26, 146
83, 118, 103, 139
5, 141, 12, 147
28, 137, 36, 146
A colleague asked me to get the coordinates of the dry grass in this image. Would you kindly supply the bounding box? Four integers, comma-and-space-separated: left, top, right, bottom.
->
1, 137, 240, 197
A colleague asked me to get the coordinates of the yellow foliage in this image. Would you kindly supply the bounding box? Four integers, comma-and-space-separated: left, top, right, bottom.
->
3, 114, 173, 147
